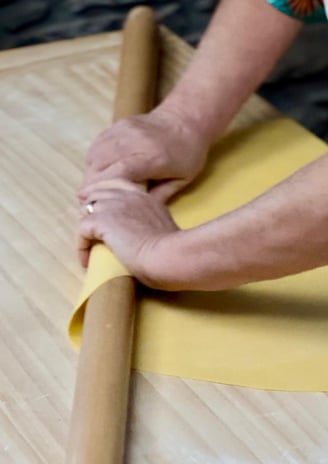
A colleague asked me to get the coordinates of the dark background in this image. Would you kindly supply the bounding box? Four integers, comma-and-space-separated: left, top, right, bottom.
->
0, 0, 327, 140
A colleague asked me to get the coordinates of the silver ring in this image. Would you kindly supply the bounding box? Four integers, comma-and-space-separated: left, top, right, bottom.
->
86, 201, 96, 215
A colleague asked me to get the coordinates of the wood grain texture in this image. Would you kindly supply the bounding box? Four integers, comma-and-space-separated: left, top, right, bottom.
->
0, 28, 327, 464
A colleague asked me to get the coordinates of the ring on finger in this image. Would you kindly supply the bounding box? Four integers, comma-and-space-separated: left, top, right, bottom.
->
85, 201, 96, 215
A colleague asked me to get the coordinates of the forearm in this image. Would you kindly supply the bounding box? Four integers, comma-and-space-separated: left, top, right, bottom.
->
163, 153, 328, 291
156, 0, 301, 143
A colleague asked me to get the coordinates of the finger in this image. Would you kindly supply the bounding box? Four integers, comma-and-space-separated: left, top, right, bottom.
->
78, 176, 143, 203
80, 200, 101, 218
81, 152, 171, 190
78, 232, 92, 268
78, 213, 105, 266
83, 189, 147, 217
86, 144, 123, 172
82, 158, 143, 186
78, 190, 88, 204
149, 179, 188, 203
78, 244, 90, 268
86, 125, 126, 168
80, 184, 144, 217
96, 128, 112, 144
80, 178, 143, 200
80, 195, 114, 218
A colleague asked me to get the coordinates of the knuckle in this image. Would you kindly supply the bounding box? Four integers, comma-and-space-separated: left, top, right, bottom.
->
86, 145, 96, 163
112, 160, 128, 178
114, 118, 136, 132
86, 146, 104, 167
153, 151, 168, 170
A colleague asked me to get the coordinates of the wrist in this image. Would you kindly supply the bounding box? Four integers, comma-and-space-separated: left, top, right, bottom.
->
144, 226, 229, 292
155, 213, 259, 292
143, 230, 195, 291
143, 211, 255, 292
153, 94, 217, 147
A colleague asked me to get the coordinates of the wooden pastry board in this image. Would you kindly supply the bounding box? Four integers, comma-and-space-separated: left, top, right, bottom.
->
0, 27, 327, 463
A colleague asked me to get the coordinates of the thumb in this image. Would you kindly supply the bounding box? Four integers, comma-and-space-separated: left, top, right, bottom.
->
149, 179, 189, 203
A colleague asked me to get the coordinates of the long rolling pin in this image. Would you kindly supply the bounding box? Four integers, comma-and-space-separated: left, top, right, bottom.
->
66, 7, 159, 464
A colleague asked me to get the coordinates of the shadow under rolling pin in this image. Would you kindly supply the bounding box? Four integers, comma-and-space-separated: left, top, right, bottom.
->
66, 7, 159, 464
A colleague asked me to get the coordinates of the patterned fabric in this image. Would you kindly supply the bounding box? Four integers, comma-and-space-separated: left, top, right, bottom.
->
267, 0, 327, 22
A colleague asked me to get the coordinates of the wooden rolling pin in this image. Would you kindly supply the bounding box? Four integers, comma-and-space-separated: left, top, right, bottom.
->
66, 7, 159, 464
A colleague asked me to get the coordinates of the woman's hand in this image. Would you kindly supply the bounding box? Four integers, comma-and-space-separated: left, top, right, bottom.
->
79, 180, 183, 289
79, 108, 210, 204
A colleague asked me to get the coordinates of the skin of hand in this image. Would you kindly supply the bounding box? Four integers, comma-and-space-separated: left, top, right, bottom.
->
78, 0, 310, 290
79, 109, 210, 204
79, 0, 301, 205
79, 180, 182, 289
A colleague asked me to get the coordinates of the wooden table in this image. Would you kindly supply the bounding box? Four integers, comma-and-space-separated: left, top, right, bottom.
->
1, 28, 328, 464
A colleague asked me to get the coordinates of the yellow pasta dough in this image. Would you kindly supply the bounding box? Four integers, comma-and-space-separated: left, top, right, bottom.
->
70, 118, 328, 391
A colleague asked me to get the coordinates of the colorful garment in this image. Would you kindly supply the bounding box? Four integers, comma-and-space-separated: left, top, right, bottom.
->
267, 0, 327, 23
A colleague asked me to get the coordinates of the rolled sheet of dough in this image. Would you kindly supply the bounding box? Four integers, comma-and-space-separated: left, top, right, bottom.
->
70, 118, 328, 391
